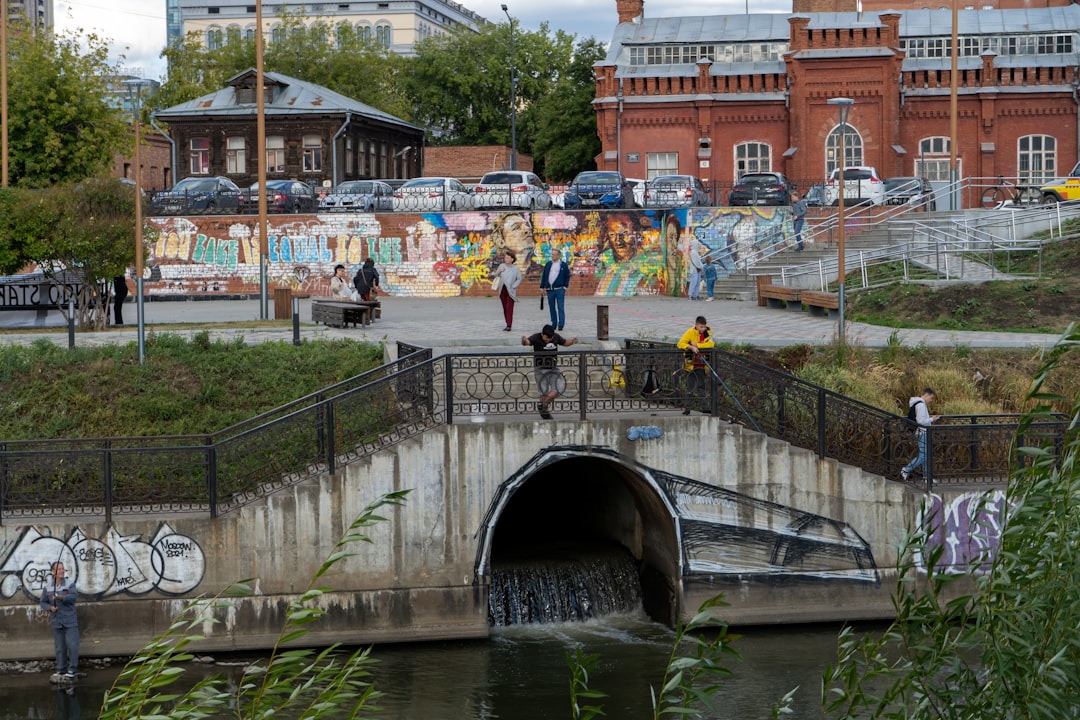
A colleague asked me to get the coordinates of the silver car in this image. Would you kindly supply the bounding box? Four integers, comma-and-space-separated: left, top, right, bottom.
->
643, 175, 711, 207
473, 171, 552, 210
392, 177, 475, 212
320, 180, 395, 212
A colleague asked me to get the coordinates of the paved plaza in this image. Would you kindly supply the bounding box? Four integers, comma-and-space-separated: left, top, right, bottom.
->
0, 294, 1064, 353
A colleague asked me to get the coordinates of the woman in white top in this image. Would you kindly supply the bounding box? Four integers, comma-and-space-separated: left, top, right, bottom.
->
330, 264, 359, 302
492, 249, 522, 331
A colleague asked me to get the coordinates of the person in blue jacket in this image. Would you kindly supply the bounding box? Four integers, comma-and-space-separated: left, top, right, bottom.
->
40, 561, 79, 683
539, 248, 571, 331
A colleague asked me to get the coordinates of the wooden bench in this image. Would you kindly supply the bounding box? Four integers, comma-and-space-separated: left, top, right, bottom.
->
801, 290, 840, 318
757, 284, 802, 311
311, 299, 380, 328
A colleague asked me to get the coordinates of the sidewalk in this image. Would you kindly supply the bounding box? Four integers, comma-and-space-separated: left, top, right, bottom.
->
0, 295, 1064, 352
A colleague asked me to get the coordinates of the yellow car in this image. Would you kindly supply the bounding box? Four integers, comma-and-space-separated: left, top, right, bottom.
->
1038, 162, 1080, 203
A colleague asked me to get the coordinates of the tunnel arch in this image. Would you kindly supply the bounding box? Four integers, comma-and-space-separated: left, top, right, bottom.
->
474, 448, 683, 626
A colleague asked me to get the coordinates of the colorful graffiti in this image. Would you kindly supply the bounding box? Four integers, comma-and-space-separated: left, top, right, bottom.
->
916, 491, 1007, 573
146, 207, 795, 300
0, 523, 206, 600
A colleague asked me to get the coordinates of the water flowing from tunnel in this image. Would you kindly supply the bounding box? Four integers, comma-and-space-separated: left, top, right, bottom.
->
488, 545, 643, 626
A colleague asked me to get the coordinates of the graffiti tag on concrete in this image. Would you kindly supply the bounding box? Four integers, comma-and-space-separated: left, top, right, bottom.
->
0, 523, 205, 600
916, 491, 1007, 573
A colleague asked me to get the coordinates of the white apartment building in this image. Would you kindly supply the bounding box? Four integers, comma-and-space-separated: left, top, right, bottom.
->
169, 0, 485, 56
6, 0, 52, 30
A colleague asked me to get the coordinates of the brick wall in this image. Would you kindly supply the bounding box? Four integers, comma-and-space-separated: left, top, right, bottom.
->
424, 146, 534, 182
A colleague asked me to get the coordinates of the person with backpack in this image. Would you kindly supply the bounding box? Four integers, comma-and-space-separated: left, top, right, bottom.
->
353, 258, 380, 301
902, 388, 939, 482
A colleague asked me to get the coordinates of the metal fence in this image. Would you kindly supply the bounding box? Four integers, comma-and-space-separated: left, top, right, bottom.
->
0, 342, 1061, 522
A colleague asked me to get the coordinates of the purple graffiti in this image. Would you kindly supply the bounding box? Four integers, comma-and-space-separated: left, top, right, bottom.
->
917, 491, 1007, 573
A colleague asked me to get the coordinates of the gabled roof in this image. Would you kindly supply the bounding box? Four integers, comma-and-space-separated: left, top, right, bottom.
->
152, 69, 423, 132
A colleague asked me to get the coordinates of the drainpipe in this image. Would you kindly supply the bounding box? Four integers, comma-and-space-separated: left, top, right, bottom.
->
150, 114, 175, 187
331, 111, 352, 186
616, 78, 624, 174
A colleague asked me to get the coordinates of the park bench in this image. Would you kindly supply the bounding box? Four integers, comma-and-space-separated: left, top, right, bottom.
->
800, 290, 840, 318
757, 283, 802, 311
311, 298, 381, 328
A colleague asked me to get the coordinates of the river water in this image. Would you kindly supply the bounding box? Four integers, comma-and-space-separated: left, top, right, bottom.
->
0, 613, 845, 720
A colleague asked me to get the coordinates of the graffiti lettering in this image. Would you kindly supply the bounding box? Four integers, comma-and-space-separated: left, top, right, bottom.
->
916, 491, 1007, 573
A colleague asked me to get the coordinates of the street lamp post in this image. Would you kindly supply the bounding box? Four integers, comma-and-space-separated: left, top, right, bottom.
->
501, 4, 517, 171
123, 79, 151, 364
827, 97, 854, 341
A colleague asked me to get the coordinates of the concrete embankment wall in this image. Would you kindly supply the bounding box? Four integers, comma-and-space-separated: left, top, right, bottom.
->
1, 417, 980, 661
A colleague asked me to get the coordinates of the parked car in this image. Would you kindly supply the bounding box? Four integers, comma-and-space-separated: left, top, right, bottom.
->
803, 183, 826, 207
824, 166, 885, 206
473, 170, 552, 210
1038, 161, 1080, 203
643, 175, 711, 207
320, 180, 395, 212
883, 176, 936, 210
149, 176, 242, 215
242, 180, 318, 213
393, 177, 475, 212
626, 177, 647, 208
562, 171, 636, 209
727, 172, 794, 206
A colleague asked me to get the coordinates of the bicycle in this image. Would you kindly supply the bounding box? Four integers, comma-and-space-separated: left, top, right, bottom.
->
979, 176, 1041, 209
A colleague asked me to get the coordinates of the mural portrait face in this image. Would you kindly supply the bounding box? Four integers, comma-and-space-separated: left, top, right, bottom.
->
601, 213, 641, 263
491, 213, 535, 269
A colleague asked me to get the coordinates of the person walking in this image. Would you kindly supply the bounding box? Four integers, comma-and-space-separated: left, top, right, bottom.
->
112, 276, 129, 326
675, 315, 715, 414
40, 561, 79, 683
353, 258, 381, 301
539, 248, 570, 331
901, 388, 939, 481
703, 256, 717, 302
687, 238, 704, 300
492, 249, 522, 331
791, 191, 808, 251
521, 324, 578, 419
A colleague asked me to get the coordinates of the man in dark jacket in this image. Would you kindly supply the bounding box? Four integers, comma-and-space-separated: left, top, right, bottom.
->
353, 258, 380, 301
538, 249, 570, 331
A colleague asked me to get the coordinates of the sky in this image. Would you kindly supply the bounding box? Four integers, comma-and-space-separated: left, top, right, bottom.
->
54, 0, 791, 81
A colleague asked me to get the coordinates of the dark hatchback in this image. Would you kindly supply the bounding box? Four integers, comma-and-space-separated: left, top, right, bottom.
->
883, 176, 936, 210
728, 172, 794, 206
563, 171, 635, 209
242, 180, 319, 213
725, 172, 794, 207
148, 176, 242, 215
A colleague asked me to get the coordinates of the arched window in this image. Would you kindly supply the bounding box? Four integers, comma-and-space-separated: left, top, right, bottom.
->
335, 21, 352, 49
243, 25, 255, 42
376, 24, 392, 48
734, 142, 772, 178
206, 26, 223, 50
1018, 134, 1056, 183
825, 124, 863, 175
270, 24, 285, 45
916, 136, 954, 181
226, 25, 241, 45
357, 24, 372, 43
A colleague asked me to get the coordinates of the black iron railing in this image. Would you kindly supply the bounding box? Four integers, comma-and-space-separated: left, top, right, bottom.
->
0, 341, 1061, 522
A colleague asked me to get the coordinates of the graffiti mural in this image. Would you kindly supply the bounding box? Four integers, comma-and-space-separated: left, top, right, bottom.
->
0, 523, 206, 600
916, 491, 1007, 573
141, 207, 794, 300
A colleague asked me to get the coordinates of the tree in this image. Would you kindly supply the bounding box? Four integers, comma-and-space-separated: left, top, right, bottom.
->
3, 178, 152, 330
151, 10, 410, 121
402, 22, 581, 166
6, 27, 130, 187
530, 38, 606, 180
823, 324, 1080, 719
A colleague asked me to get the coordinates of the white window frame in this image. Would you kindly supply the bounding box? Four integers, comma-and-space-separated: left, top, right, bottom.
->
189, 137, 210, 175
646, 152, 678, 179
734, 142, 772, 179
226, 136, 246, 175
266, 136, 286, 173
303, 135, 323, 173
825, 126, 863, 176
1018, 134, 1056, 183
915, 136, 955, 182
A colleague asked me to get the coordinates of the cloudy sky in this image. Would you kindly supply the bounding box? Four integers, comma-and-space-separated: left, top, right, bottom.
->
55, 0, 791, 81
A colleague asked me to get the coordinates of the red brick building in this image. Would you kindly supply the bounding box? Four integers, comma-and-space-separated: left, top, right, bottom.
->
596, 0, 1080, 203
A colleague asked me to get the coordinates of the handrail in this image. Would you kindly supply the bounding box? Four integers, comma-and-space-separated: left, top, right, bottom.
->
0, 342, 1064, 523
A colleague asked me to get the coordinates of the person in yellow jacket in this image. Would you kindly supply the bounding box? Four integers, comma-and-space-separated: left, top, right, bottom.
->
675, 315, 715, 414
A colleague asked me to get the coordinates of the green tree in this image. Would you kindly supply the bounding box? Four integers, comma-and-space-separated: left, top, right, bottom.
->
530, 38, 606, 180
403, 22, 581, 166
823, 324, 1080, 719
6, 27, 130, 187
152, 10, 410, 121
3, 178, 152, 329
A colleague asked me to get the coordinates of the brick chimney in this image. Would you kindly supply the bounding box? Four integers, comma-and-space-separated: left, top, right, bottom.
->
617, 0, 643, 24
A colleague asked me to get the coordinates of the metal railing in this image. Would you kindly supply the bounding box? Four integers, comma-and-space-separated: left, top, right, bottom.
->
0, 342, 1062, 523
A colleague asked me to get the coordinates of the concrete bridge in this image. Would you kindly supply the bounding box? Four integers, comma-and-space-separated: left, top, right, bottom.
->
0, 402, 1001, 660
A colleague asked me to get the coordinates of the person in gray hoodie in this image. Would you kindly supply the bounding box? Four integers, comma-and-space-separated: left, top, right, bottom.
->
40, 561, 79, 682
902, 388, 939, 482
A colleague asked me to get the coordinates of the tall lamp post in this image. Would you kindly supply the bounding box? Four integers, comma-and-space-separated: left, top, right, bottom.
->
827, 97, 854, 341
501, 4, 517, 170
123, 79, 151, 364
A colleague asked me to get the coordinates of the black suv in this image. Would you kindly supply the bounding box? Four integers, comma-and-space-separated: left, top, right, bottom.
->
728, 172, 793, 206
883, 177, 936, 211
